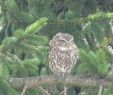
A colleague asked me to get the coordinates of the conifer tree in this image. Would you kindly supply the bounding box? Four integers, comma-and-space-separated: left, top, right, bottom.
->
0, 0, 113, 95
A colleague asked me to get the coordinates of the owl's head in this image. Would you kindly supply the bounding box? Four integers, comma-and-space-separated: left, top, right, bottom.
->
54, 33, 74, 42
49, 33, 76, 50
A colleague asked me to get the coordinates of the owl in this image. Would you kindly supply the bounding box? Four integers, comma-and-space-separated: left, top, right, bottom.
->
49, 33, 79, 76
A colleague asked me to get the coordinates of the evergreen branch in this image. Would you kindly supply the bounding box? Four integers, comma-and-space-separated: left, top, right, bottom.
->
22, 35, 49, 45
0, 52, 21, 64
11, 13, 26, 25
0, 33, 48, 52
6, 0, 27, 25
5, 52, 22, 63
17, 34, 49, 45
19, 44, 49, 52
0, 37, 18, 52
21, 34, 48, 42
87, 12, 113, 21
48, 12, 113, 26
9, 75, 111, 89
25, 17, 48, 34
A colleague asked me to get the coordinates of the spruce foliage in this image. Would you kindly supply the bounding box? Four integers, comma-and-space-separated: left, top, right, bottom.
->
0, 0, 113, 95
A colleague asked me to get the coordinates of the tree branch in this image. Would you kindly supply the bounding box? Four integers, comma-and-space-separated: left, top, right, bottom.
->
59, 86, 70, 95
98, 85, 104, 95
21, 85, 27, 95
9, 75, 111, 89
38, 87, 51, 95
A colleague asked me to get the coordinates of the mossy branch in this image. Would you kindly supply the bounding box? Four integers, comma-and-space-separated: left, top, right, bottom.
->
9, 75, 111, 89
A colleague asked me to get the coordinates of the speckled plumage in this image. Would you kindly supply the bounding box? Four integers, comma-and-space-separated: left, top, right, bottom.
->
49, 33, 79, 76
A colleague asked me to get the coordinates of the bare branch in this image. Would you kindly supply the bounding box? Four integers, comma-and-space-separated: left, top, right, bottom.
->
21, 85, 27, 95
64, 86, 67, 95
98, 85, 104, 95
59, 86, 70, 95
9, 75, 111, 89
38, 87, 51, 95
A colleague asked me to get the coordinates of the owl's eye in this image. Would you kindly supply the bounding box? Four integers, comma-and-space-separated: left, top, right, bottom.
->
60, 39, 66, 42
59, 40, 66, 45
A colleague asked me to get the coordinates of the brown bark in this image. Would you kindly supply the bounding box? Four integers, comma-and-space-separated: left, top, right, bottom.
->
9, 75, 111, 89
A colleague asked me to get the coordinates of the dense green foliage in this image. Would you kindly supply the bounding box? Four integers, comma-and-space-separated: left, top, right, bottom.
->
0, 0, 113, 95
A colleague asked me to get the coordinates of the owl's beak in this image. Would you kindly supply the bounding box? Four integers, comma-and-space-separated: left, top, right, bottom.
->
68, 44, 76, 50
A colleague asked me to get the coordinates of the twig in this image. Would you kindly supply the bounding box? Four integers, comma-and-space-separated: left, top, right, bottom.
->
38, 87, 51, 95
21, 85, 27, 95
59, 86, 70, 95
64, 85, 67, 95
98, 85, 104, 95
59, 87, 70, 95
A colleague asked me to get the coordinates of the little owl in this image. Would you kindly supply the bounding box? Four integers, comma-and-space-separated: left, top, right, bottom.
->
49, 33, 79, 76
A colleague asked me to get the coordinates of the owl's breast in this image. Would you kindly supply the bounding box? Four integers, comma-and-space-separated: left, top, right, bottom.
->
48, 33, 79, 76
55, 50, 71, 71
49, 46, 78, 74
